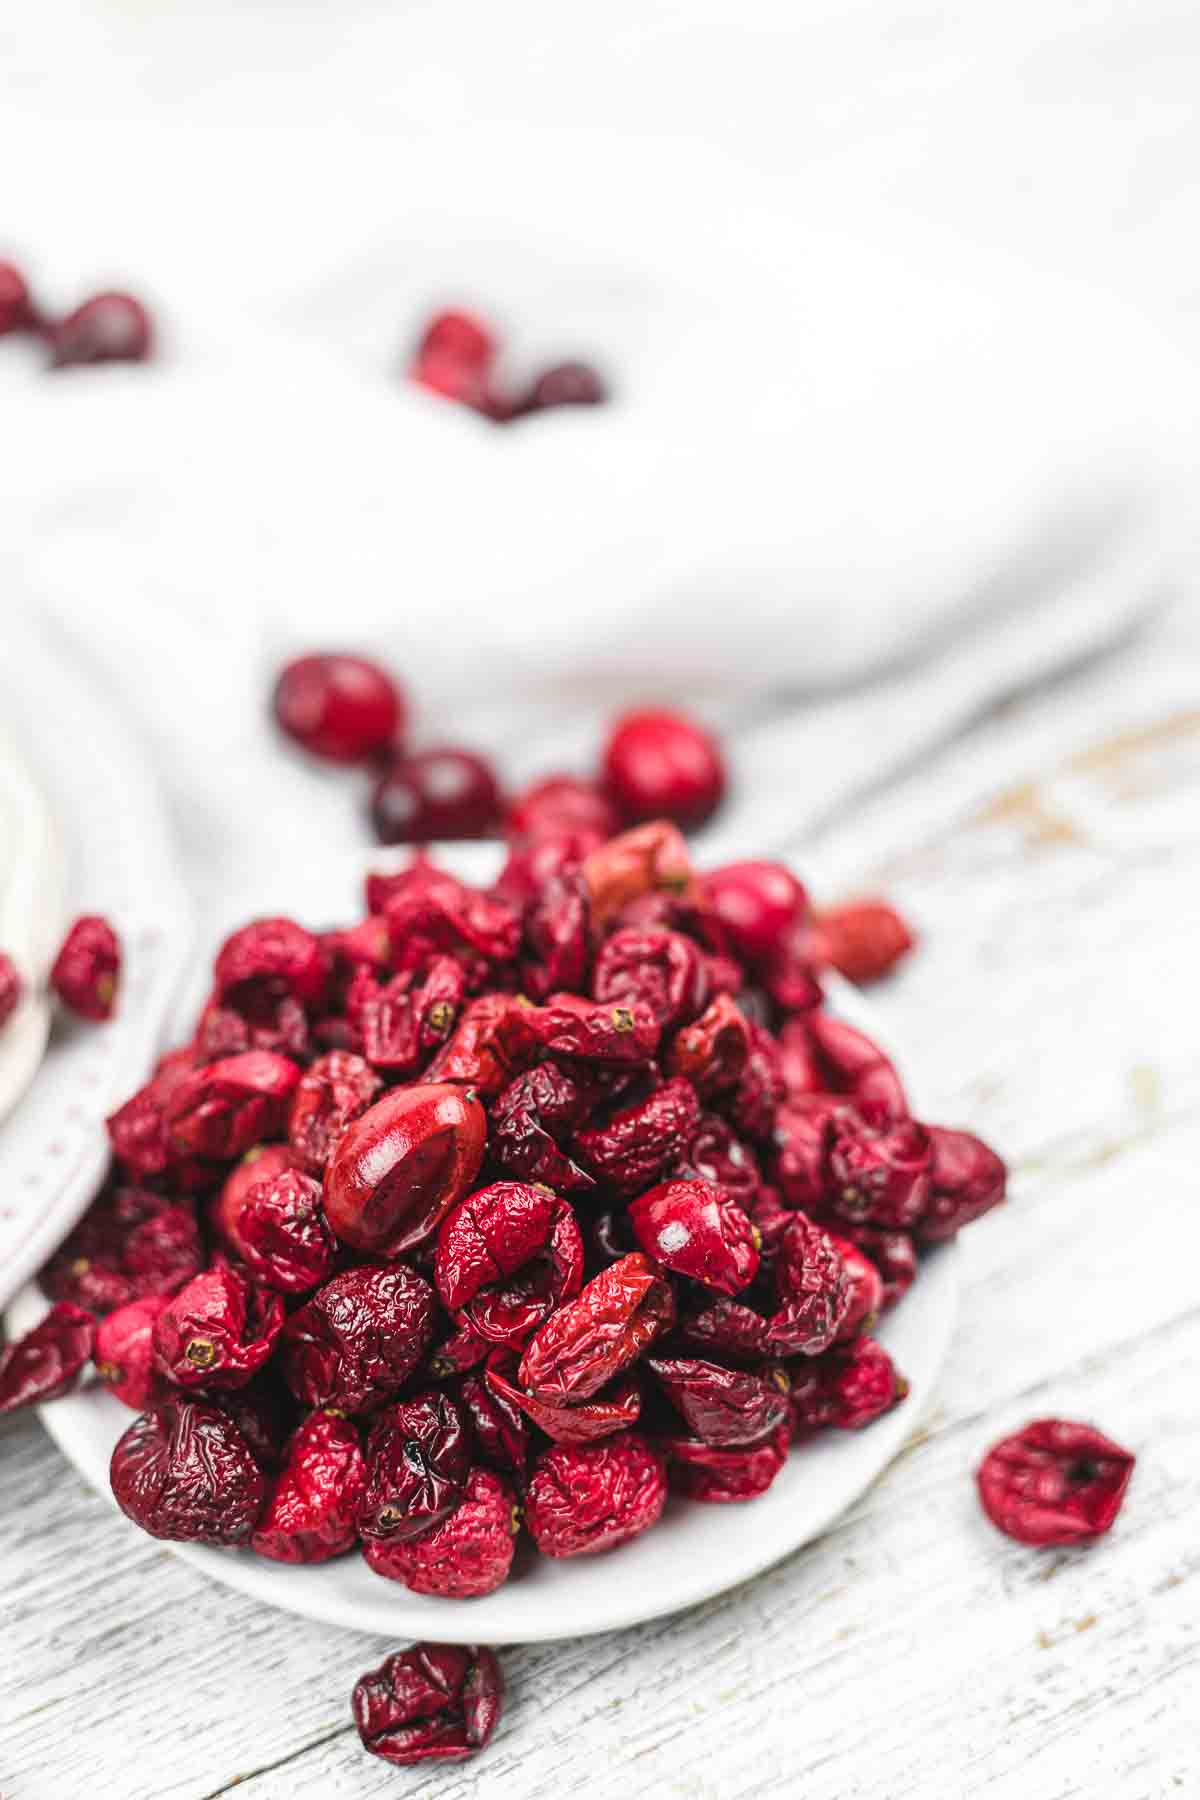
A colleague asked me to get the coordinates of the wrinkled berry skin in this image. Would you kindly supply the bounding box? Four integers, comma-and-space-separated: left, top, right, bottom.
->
461, 1366, 530, 1475
272, 653, 402, 763
371, 748, 502, 843
435, 1182, 583, 1314
677, 1296, 771, 1365
486, 1356, 641, 1445
976, 1419, 1135, 1547
153, 1264, 285, 1391
524, 1432, 666, 1557
812, 899, 915, 984
660, 1423, 789, 1503
251, 1411, 366, 1563
110, 1399, 266, 1543
363, 1466, 518, 1597
357, 1390, 472, 1541
95, 1295, 173, 1409
41, 1186, 203, 1313
164, 1050, 301, 1162
490, 1062, 597, 1192
235, 1168, 338, 1294
214, 916, 326, 1003
0, 951, 23, 1027
790, 1338, 908, 1436
602, 709, 726, 831
582, 821, 698, 925
628, 1180, 760, 1297
826, 1111, 931, 1229
766, 1213, 850, 1356
352, 1642, 504, 1767
49, 915, 121, 1021
592, 927, 707, 1033
574, 1077, 702, 1195
704, 861, 806, 964
527, 992, 660, 1067
0, 1303, 95, 1414
324, 1083, 486, 1257
828, 1235, 884, 1341
0, 261, 37, 334
212, 1144, 297, 1253
507, 774, 618, 844
790, 1014, 908, 1120
280, 1263, 437, 1414
47, 291, 152, 367
668, 994, 751, 1096
649, 1357, 790, 1447
427, 994, 537, 1095
838, 1225, 918, 1312
919, 1126, 1006, 1241
518, 1254, 672, 1402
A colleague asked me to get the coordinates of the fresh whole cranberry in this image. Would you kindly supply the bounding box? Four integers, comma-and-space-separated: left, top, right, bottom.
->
272, 653, 403, 764
524, 1431, 666, 1557
0, 952, 23, 1028
521, 362, 607, 412
352, 1641, 504, 1767
95, 1295, 173, 1409
49, 915, 121, 1021
703, 861, 806, 964
0, 261, 37, 334
47, 291, 152, 367
507, 774, 619, 844
602, 709, 726, 831
251, 1411, 366, 1563
324, 1082, 487, 1256
110, 1399, 266, 1544
411, 310, 497, 413
363, 1465, 518, 1597
370, 748, 502, 844
976, 1418, 1135, 1547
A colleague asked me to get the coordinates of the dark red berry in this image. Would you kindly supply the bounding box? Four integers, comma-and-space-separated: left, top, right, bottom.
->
352, 1642, 504, 1766
507, 774, 619, 844
521, 362, 607, 412
0, 951, 23, 1027
976, 1419, 1135, 1547
362, 1465, 517, 1596
47, 292, 152, 367
0, 261, 37, 334
251, 1411, 366, 1563
602, 708, 726, 831
324, 1082, 487, 1257
49, 915, 121, 1021
272, 653, 402, 764
524, 1432, 666, 1557
95, 1295, 173, 1409
0, 1303, 95, 1414
371, 748, 502, 843
704, 861, 806, 963
811, 899, 915, 984
110, 1399, 266, 1544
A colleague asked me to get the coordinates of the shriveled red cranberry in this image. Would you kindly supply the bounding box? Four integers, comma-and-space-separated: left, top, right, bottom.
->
649, 1357, 790, 1447
728, 1023, 786, 1143
0, 952, 22, 1028
668, 994, 751, 1096
826, 1110, 931, 1229
42, 1185, 203, 1313
676, 1113, 762, 1207
371, 748, 502, 844
357, 1390, 472, 1541
363, 1466, 518, 1596
272, 652, 402, 763
526, 991, 660, 1066
217, 1375, 297, 1471
507, 774, 619, 844
792, 1013, 909, 1120
164, 1050, 301, 1162
658, 1423, 789, 1504
95, 1295, 173, 1409
281, 1262, 436, 1414
0, 1302, 95, 1414
574, 1076, 701, 1195
435, 1181, 582, 1312
765, 1212, 850, 1355
593, 926, 706, 1032
47, 291, 152, 367
251, 1411, 366, 1563
827, 1234, 884, 1341
811, 899, 915, 984
352, 958, 466, 1074
461, 1366, 530, 1476
518, 1253, 672, 1401
288, 1051, 381, 1173
676, 1296, 771, 1365
522, 869, 592, 999
235, 1168, 337, 1294
195, 983, 309, 1062
411, 309, 498, 413
582, 821, 698, 925
426, 1319, 490, 1380
772, 1096, 837, 1210
213, 916, 326, 1005
837, 1225, 918, 1311
153, 1264, 284, 1391
521, 361, 607, 412
703, 861, 806, 964
495, 829, 606, 906
790, 1338, 907, 1436
0, 261, 37, 334
383, 869, 521, 983
49, 915, 121, 1021
628, 1179, 759, 1296
485, 1355, 641, 1445
352, 1642, 504, 1767
110, 1399, 266, 1544
106, 1050, 197, 1178
212, 1143, 296, 1250
324, 1082, 486, 1256
976, 1419, 1135, 1547
426, 994, 537, 1094
524, 1431, 666, 1557
489, 1061, 597, 1192
919, 1126, 1006, 1241
602, 709, 726, 831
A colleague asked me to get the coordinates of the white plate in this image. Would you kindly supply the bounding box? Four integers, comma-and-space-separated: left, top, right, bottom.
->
0, 626, 191, 1312
6, 842, 958, 1644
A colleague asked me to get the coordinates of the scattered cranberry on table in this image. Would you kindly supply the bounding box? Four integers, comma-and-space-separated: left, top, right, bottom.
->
49, 914, 122, 1021
272, 653, 404, 764
976, 1419, 1135, 1547
352, 1643, 504, 1766
409, 306, 608, 425
0, 261, 37, 335
46, 291, 153, 368
810, 898, 916, 984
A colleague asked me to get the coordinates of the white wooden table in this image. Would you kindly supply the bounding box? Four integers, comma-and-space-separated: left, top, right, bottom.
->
4, 605, 1199, 1799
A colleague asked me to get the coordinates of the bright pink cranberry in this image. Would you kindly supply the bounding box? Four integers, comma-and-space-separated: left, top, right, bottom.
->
411, 309, 497, 414
370, 748, 502, 844
522, 362, 607, 412
273, 653, 403, 764
0, 262, 37, 335
47, 292, 152, 367
507, 775, 619, 844
704, 861, 806, 963
602, 709, 726, 831
0, 953, 22, 1028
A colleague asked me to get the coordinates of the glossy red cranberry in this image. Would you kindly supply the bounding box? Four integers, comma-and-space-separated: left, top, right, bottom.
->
602, 709, 726, 831
976, 1419, 1135, 1547
703, 861, 806, 964
811, 899, 915, 984
659, 1424, 790, 1504
0, 261, 37, 334
828, 1234, 885, 1341
484, 1355, 640, 1445
95, 1295, 173, 1409
363, 1465, 518, 1597
153, 1264, 285, 1391
524, 1432, 666, 1557
521, 362, 607, 412
352, 1642, 504, 1767
410, 310, 497, 413
47, 291, 152, 367
110, 1399, 266, 1544
371, 748, 502, 844
628, 1179, 760, 1296
0, 1302, 95, 1414
272, 653, 402, 764
49, 915, 121, 1021
518, 1254, 672, 1401
507, 774, 619, 844
0, 952, 22, 1027
324, 1082, 487, 1257
919, 1125, 1006, 1241
251, 1411, 366, 1563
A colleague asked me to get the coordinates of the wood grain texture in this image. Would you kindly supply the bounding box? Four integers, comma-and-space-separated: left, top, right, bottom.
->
4, 618, 1200, 1799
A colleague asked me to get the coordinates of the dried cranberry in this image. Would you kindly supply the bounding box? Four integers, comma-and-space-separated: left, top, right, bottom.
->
357, 1390, 472, 1540
574, 1076, 701, 1195
0, 952, 23, 1027
235, 1168, 338, 1294
677, 1296, 771, 1364
110, 1399, 266, 1543
106, 1050, 197, 1178
212, 1143, 296, 1251
280, 1262, 436, 1414
485, 1356, 641, 1445
0, 261, 37, 334
526, 992, 659, 1066
676, 1113, 762, 1207
524, 1431, 666, 1557
826, 1110, 931, 1229
47, 292, 152, 367
352, 1641, 503, 1767
214, 916, 326, 1004
371, 748, 502, 843
518, 1254, 672, 1402
522, 870, 592, 999
649, 1357, 790, 1447
435, 1181, 582, 1312
728, 1023, 786, 1143
602, 708, 725, 830
272, 652, 402, 763
352, 958, 465, 1073
217, 1376, 297, 1471
95, 1295, 173, 1409
0, 1302, 94, 1414
377, 862, 521, 968
462, 1364, 531, 1476
49, 915, 121, 1021
194, 984, 310, 1062
411, 309, 498, 413
827, 1234, 884, 1340
790, 1338, 907, 1436
153, 1264, 284, 1390
288, 1051, 381, 1173
426, 1319, 491, 1380
761, 929, 825, 1015
793, 1013, 909, 1120
765, 1212, 850, 1355
507, 774, 618, 844
811, 899, 915, 984
522, 361, 607, 411
837, 1225, 918, 1311
660, 1423, 789, 1503
919, 1126, 1007, 1241
426, 994, 538, 1094
251, 1411, 366, 1563
582, 821, 698, 925
592, 926, 707, 1032
324, 1083, 486, 1255
164, 1050, 301, 1162
703, 861, 806, 964
628, 1179, 759, 1296
668, 994, 751, 1096
976, 1419, 1135, 1547
772, 1096, 836, 1210
363, 1465, 518, 1596
41, 1186, 203, 1313
489, 1061, 598, 1192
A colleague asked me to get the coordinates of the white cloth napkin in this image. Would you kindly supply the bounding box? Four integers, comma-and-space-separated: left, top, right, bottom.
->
4, 125, 1197, 906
